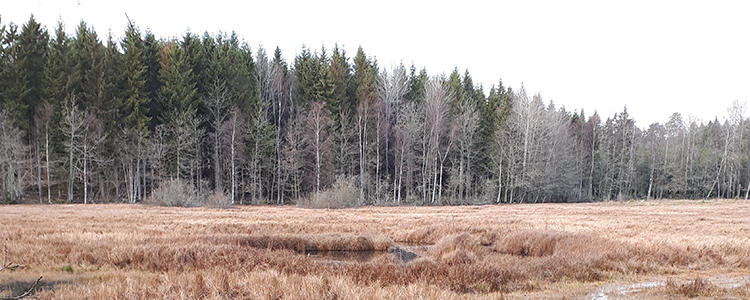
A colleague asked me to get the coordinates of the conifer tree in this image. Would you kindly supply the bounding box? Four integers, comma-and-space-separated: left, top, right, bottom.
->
0, 21, 26, 129
121, 25, 150, 132
67, 22, 104, 112
158, 41, 197, 125
327, 45, 354, 177
18, 15, 48, 136
142, 30, 162, 129
121, 23, 150, 203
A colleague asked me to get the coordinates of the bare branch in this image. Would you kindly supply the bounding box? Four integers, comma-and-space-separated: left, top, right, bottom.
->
0, 276, 42, 300
0, 245, 19, 273
0, 246, 41, 299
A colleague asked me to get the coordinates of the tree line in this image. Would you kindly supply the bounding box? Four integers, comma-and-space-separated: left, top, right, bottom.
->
1, 16, 748, 205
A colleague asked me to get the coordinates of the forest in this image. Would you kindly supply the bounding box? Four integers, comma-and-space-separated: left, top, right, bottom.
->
1, 15, 748, 206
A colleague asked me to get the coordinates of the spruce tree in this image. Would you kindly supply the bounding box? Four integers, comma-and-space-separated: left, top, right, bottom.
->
18, 15, 49, 136
121, 25, 150, 132
405, 65, 427, 104
42, 22, 68, 111
142, 30, 162, 129
102, 32, 124, 132
0, 21, 26, 129
328, 45, 354, 176
158, 41, 197, 124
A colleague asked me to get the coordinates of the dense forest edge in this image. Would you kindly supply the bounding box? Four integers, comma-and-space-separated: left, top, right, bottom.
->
0, 15, 748, 206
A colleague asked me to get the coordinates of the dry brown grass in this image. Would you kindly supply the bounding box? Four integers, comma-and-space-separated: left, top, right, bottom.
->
0, 200, 749, 299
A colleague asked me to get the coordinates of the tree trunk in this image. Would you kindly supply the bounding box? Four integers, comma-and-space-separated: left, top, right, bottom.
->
496, 157, 503, 203
68, 129, 75, 204
231, 118, 236, 205
84, 143, 88, 204
647, 149, 655, 200
36, 137, 42, 203
376, 115, 380, 205
45, 126, 51, 204
214, 131, 221, 193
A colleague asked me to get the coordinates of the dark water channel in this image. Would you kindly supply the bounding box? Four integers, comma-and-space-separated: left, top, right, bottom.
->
305, 245, 430, 264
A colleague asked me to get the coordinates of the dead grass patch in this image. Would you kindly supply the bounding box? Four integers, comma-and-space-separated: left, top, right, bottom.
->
1, 201, 750, 298
665, 277, 713, 298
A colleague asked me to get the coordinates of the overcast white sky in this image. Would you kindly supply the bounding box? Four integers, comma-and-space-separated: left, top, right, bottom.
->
5, 0, 750, 126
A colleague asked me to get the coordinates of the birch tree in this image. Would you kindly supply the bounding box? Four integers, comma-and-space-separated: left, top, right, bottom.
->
81, 110, 105, 203
422, 77, 451, 204
204, 81, 232, 193
353, 47, 377, 204
377, 63, 410, 204
305, 101, 331, 203
62, 97, 84, 203
0, 111, 27, 203
34, 101, 53, 203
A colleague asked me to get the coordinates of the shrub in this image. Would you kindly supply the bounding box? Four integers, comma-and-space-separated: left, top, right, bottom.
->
205, 191, 231, 208
146, 179, 203, 207
299, 175, 359, 209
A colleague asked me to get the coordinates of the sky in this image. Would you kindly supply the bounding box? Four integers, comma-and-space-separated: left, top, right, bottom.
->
4, 0, 750, 126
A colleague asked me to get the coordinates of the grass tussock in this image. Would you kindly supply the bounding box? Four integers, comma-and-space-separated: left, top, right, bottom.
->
665, 277, 713, 298
431, 233, 486, 265
227, 233, 393, 252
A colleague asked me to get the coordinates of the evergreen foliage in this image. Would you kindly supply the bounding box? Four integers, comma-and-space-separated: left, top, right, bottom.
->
0, 15, 748, 205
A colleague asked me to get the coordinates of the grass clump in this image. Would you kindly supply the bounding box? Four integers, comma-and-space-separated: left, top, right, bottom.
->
665, 277, 714, 298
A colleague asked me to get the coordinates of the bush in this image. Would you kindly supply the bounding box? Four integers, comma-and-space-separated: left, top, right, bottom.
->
205, 191, 231, 208
299, 175, 359, 209
147, 179, 203, 207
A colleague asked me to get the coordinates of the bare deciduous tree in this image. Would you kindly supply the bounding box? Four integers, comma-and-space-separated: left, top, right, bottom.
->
378, 64, 410, 204
422, 77, 452, 205
81, 111, 106, 204
204, 81, 232, 194
34, 102, 53, 204
221, 108, 244, 205
62, 97, 84, 203
0, 112, 27, 204
305, 101, 331, 203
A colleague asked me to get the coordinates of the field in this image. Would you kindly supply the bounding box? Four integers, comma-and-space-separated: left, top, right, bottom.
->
1, 200, 750, 299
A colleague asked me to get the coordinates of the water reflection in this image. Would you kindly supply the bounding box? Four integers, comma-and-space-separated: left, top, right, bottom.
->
305, 250, 387, 262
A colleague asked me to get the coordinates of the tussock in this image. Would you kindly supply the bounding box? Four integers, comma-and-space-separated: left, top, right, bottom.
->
431, 233, 486, 265
664, 277, 713, 298
222, 233, 393, 252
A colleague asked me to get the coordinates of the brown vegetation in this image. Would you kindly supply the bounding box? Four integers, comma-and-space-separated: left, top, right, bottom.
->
1, 200, 749, 299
